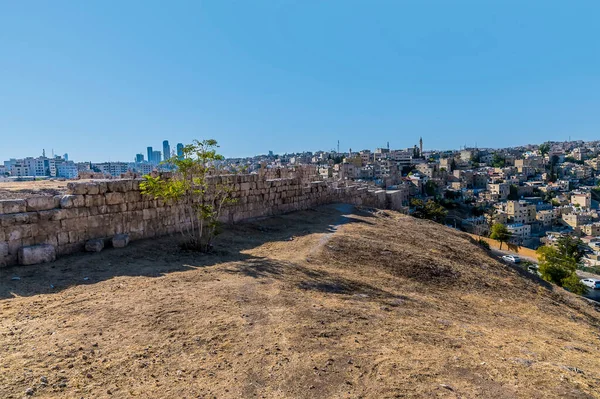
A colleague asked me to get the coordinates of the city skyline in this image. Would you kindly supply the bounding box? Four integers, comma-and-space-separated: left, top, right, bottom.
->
2, 1, 600, 162
0, 136, 593, 165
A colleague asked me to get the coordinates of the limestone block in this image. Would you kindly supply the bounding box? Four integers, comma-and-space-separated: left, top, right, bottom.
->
67, 182, 88, 195
125, 191, 142, 203
107, 180, 132, 193
105, 192, 126, 205
61, 217, 88, 231
0, 241, 8, 257
85, 195, 106, 207
85, 239, 104, 252
112, 233, 130, 248
58, 232, 70, 246
68, 231, 80, 244
60, 195, 85, 208
26, 196, 59, 211
96, 181, 108, 194
0, 199, 26, 214
36, 220, 61, 236
18, 244, 56, 265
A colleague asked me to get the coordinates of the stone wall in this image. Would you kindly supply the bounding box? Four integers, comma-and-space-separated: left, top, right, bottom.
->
0, 174, 406, 267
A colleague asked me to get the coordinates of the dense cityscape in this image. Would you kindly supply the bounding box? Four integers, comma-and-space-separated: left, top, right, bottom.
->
3, 138, 600, 259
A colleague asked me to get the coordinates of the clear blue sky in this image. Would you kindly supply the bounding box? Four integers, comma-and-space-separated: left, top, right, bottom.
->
1, 0, 599, 162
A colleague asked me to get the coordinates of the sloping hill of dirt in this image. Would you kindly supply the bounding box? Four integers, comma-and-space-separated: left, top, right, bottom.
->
1, 204, 600, 398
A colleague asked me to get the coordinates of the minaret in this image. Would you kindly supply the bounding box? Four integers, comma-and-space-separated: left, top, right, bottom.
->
419, 137, 423, 157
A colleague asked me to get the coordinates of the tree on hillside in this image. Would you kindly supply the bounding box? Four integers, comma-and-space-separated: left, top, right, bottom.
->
490, 223, 511, 250
556, 235, 584, 262
491, 153, 506, 168
508, 184, 519, 200
539, 142, 550, 157
140, 139, 237, 252
425, 180, 438, 197
410, 198, 448, 223
537, 243, 587, 295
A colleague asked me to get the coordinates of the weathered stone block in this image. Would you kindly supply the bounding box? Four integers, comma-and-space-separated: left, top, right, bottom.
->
125, 191, 142, 203
67, 182, 88, 195
26, 196, 59, 211
107, 180, 131, 193
112, 234, 130, 248
61, 217, 88, 231
96, 181, 108, 194
105, 192, 125, 205
58, 232, 70, 246
85, 239, 105, 252
60, 195, 85, 208
7, 225, 32, 241
85, 195, 106, 207
36, 220, 62, 236
18, 244, 56, 265
0, 199, 26, 214
0, 242, 8, 257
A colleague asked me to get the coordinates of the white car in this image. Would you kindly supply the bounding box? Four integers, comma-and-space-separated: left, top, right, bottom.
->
580, 279, 600, 290
502, 255, 521, 263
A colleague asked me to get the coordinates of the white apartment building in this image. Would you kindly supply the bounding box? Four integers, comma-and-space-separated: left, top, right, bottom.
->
57, 162, 79, 179
506, 223, 531, 239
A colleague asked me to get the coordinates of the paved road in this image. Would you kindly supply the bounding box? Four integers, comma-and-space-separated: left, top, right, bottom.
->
490, 249, 600, 302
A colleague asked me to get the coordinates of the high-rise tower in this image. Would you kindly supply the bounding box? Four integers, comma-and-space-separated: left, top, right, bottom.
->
163, 140, 171, 161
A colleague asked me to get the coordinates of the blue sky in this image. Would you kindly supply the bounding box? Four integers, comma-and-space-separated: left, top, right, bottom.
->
1, 0, 599, 162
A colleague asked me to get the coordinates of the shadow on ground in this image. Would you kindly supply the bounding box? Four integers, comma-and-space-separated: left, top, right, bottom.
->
0, 204, 371, 300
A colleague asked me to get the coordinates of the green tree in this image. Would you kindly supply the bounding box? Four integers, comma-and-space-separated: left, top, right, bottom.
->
539, 142, 550, 157
556, 235, 584, 262
491, 153, 506, 168
425, 180, 438, 196
508, 184, 519, 200
410, 198, 447, 223
490, 223, 511, 249
536, 244, 587, 295
140, 139, 237, 252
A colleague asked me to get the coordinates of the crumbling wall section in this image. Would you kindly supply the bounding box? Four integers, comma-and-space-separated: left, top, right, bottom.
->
0, 175, 400, 267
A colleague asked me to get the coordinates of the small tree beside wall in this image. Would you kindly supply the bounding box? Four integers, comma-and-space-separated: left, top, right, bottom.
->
490, 223, 511, 250
140, 139, 237, 252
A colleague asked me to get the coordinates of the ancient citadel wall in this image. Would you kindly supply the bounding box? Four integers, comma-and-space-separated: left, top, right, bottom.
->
0, 174, 405, 267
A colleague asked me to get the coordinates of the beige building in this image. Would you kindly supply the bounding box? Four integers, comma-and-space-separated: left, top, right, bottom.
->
536, 210, 553, 228
488, 183, 509, 200
582, 223, 600, 237
571, 192, 591, 209
507, 200, 536, 224
562, 213, 593, 229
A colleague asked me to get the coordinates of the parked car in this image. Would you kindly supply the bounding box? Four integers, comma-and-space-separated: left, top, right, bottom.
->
580, 278, 600, 290
527, 264, 539, 274
502, 255, 521, 263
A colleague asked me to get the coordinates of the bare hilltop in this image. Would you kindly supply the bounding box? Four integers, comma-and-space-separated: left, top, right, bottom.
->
1, 204, 600, 398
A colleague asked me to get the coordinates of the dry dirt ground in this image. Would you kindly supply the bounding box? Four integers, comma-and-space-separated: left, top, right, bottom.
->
0, 180, 76, 200
1, 204, 600, 398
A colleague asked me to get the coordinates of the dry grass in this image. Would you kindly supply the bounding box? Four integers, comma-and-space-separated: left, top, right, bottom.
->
1, 204, 600, 398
